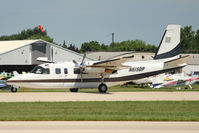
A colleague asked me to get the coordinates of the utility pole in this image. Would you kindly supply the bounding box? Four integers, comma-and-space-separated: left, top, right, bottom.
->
112, 33, 114, 44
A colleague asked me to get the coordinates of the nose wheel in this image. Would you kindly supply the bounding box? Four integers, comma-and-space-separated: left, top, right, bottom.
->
69, 88, 79, 92
11, 87, 17, 93
98, 83, 108, 93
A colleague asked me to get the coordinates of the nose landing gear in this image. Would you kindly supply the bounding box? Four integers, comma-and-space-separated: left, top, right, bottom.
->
11, 87, 17, 93
69, 88, 79, 92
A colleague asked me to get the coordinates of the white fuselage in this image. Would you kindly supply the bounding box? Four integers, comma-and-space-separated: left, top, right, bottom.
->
7, 58, 179, 89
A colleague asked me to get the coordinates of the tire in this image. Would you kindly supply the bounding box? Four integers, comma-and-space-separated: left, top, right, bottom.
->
98, 84, 108, 93
11, 87, 17, 93
69, 88, 79, 92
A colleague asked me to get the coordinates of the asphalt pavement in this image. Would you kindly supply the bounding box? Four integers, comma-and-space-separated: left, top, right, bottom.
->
0, 92, 199, 102
0, 121, 199, 133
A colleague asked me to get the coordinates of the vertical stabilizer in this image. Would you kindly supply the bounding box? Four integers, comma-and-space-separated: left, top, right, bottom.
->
154, 25, 181, 60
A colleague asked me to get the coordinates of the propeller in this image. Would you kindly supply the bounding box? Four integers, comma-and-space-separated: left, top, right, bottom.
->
80, 54, 86, 82
80, 53, 86, 66
72, 53, 87, 82
72, 60, 78, 66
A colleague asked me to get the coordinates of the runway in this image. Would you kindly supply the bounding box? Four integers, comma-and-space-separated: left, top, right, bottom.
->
0, 92, 199, 102
0, 121, 199, 133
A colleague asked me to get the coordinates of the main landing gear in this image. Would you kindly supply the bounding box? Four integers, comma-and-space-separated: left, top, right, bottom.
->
98, 74, 108, 93
69, 88, 79, 92
98, 83, 108, 93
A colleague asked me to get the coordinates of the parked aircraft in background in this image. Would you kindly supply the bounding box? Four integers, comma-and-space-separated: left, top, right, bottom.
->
7, 25, 190, 93
0, 80, 7, 88
0, 72, 14, 80
0, 80, 11, 90
152, 72, 199, 89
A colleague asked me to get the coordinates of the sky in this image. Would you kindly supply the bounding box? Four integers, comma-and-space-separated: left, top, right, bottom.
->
0, 0, 199, 48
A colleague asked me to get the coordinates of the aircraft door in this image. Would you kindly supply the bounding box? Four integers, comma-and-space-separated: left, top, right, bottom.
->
53, 68, 64, 88
64, 68, 68, 78
63, 68, 76, 88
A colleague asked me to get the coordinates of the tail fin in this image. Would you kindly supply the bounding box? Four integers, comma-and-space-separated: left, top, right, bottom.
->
12, 71, 19, 77
154, 25, 181, 60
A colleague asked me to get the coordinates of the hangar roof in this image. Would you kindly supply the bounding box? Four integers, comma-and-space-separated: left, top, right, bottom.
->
0, 39, 94, 61
0, 40, 37, 54
86, 51, 154, 61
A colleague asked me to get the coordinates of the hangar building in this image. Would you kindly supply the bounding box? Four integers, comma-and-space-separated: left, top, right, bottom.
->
0, 39, 94, 72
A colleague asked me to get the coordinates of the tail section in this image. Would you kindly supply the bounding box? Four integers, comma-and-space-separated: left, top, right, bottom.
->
12, 71, 19, 77
154, 25, 181, 60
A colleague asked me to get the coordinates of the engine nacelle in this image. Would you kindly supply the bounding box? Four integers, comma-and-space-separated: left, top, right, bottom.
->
84, 67, 105, 74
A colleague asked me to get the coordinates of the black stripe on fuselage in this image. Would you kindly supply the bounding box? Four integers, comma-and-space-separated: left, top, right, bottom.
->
7, 66, 183, 83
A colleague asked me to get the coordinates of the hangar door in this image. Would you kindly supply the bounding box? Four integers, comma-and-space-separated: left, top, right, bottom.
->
31, 43, 47, 64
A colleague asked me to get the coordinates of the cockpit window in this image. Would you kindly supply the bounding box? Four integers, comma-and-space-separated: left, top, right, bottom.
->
31, 66, 50, 74
44, 68, 50, 74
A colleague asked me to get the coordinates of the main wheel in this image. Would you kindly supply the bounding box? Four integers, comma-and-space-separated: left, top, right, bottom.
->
11, 87, 17, 93
69, 88, 79, 92
98, 84, 108, 93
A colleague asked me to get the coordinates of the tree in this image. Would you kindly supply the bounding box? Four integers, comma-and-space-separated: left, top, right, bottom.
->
80, 41, 101, 52
180, 26, 197, 53
62, 40, 67, 49
68, 44, 80, 53
195, 30, 199, 53
0, 26, 53, 43
101, 44, 109, 51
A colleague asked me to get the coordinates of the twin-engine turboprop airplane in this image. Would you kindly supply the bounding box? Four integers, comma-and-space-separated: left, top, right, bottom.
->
7, 25, 190, 93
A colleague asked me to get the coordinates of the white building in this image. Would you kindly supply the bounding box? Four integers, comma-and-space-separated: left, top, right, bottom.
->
0, 39, 94, 72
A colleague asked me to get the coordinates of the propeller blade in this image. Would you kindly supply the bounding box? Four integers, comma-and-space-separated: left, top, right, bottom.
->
73, 60, 78, 66
80, 67, 84, 82
80, 53, 86, 65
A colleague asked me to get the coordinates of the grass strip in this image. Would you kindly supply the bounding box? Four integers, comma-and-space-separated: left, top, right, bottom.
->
0, 101, 199, 121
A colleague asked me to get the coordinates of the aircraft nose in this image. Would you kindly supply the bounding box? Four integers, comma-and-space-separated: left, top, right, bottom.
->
6, 76, 20, 85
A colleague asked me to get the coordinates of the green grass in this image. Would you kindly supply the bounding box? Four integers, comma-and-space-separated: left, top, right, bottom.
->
1, 83, 199, 93
0, 101, 199, 121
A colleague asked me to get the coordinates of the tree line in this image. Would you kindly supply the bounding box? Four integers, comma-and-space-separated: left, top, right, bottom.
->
80, 40, 157, 53
0, 27, 53, 43
0, 26, 198, 53
180, 26, 199, 53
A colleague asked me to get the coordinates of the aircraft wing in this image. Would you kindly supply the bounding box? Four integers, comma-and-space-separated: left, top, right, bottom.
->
93, 56, 132, 67
84, 56, 132, 74
164, 55, 190, 69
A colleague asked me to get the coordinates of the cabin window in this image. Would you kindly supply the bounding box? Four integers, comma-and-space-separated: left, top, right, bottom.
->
31, 66, 50, 74
64, 68, 68, 74
55, 68, 61, 74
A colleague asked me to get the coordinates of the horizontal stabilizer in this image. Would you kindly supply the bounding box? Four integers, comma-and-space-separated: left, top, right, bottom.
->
163, 55, 190, 70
